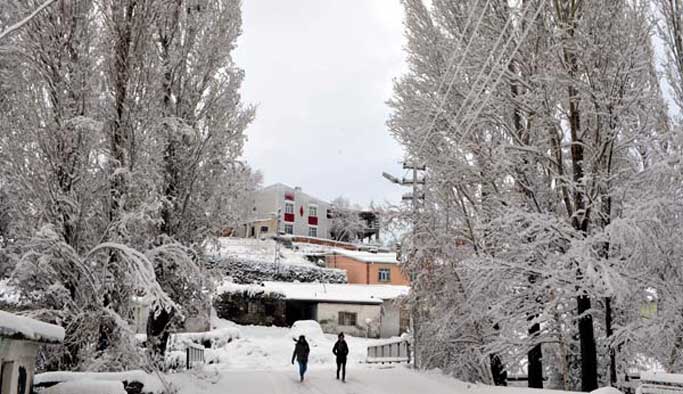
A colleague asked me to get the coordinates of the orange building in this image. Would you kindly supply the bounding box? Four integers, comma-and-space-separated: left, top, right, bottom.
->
326, 249, 410, 286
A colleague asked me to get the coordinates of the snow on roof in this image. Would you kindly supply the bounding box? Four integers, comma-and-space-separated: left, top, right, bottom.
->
216, 280, 409, 305
0, 310, 65, 344
40, 379, 126, 394
332, 249, 399, 264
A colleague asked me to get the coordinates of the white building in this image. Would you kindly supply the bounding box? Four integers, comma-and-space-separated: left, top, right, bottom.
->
216, 281, 410, 338
249, 183, 334, 239
0, 310, 65, 394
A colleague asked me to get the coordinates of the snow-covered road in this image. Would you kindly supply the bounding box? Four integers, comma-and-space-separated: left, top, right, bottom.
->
170, 366, 471, 394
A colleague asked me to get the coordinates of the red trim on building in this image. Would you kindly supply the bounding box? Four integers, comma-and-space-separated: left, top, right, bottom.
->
284, 192, 295, 201
284, 213, 295, 222
308, 216, 318, 225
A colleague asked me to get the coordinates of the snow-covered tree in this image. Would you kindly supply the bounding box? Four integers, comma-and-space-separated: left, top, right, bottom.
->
0, 0, 256, 370
389, 0, 681, 390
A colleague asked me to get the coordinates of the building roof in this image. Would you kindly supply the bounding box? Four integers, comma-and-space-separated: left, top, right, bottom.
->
331, 249, 400, 264
0, 310, 65, 344
261, 183, 330, 206
216, 280, 409, 305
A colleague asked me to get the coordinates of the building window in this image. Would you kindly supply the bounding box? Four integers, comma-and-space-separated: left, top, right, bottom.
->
284, 224, 294, 234
260, 226, 269, 233
338, 311, 357, 326
378, 268, 391, 282
284, 202, 294, 214
308, 226, 317, 237
309, 205, 318, 217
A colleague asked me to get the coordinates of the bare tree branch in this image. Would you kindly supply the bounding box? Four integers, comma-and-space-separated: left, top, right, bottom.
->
0, 0, 56, 42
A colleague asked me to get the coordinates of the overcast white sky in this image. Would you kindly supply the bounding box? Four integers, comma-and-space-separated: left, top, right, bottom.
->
235, 1, 407, 207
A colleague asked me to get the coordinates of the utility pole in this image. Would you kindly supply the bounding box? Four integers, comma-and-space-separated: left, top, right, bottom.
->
274, 209, 281, 272
382, 161, 426, 368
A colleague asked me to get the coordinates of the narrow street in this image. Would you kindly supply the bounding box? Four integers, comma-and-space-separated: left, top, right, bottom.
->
170, 367, 472, 394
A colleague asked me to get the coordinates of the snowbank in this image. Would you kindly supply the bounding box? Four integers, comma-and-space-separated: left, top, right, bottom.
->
591, 388, 624, 394
199, 316, 382, 370
289, 320, 327, 345
0, 310, 64, 344
40, 379, 126, 394
34, 370, 164, 394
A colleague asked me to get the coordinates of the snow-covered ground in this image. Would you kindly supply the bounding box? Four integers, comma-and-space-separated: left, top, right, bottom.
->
206, 237, 315, 266
170, 367, 481, 394
203, 316, 381, 370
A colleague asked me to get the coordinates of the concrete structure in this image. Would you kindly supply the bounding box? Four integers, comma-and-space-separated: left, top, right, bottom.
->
0, 311, 65, 394
235, 217, 279, 239
326, 249, 410, 286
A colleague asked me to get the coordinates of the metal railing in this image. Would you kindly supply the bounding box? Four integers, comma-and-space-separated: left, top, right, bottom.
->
186, 343, 205, 369
637, 372, 683, 394
366, 339, 410, 364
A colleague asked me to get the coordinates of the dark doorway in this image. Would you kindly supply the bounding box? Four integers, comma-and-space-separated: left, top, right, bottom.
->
285, 301, 318, 326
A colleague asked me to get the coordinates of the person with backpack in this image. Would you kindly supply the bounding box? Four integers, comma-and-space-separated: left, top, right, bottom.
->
291, 335, 310, 382
332, 332, 349, 382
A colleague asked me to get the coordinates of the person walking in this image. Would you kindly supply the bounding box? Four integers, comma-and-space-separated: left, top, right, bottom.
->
332, 332, 349, 382
291, 335, 310, 382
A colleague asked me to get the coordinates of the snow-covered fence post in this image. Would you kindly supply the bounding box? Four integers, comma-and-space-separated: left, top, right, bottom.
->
366, 338, 411, 364
185, 343, 205, 369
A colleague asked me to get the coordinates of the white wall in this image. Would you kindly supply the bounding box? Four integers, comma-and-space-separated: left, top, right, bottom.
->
0, 338, 40, 394
379, 299, 401, 338
253, 184, 333, 239
316, 303, 382, 338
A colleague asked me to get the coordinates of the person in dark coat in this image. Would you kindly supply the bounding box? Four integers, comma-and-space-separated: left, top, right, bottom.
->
332, 332, 349, 382
291, 335, 310, 382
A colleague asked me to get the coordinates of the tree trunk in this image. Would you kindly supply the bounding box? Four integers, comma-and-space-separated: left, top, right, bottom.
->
528, 321, 543, 388
606, 296, 617, 386
577, 294, 598, 391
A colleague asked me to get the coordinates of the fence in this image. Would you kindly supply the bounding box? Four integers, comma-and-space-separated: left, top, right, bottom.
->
186, 343, 205, 369
637, 372, 683, 394
366, 338, 410, 364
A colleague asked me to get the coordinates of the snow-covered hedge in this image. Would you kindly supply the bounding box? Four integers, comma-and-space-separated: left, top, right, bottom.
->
212, 284, 287, 327
207, 256, 347, 284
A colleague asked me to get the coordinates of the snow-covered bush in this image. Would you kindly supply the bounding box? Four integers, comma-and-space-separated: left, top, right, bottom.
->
213, 284, 287, 327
